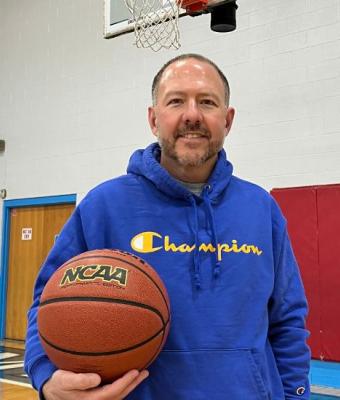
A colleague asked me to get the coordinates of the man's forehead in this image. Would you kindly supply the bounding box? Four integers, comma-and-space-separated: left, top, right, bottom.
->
159, 58, 224, 94
161, 59, 217, 82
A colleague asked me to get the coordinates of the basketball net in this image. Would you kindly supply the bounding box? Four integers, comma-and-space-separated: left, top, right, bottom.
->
124, 0, 183, 51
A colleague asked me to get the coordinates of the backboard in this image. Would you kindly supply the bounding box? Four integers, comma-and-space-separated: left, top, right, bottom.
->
104, 0, 228, 39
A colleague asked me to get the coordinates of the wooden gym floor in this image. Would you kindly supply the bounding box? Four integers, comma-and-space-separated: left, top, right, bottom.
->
0, 346, 38, 399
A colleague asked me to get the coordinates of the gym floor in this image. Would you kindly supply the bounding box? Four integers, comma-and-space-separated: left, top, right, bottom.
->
0, 346, 37, 399
0, 348, 29, 385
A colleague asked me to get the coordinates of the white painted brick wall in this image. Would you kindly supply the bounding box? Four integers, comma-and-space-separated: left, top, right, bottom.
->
1, 0, 340, 242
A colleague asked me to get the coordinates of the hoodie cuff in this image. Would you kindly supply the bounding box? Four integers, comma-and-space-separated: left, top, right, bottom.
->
29, 356, 57, 398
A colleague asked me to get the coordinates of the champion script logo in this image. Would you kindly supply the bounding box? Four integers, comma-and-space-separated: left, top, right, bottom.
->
130, 232, 263, 261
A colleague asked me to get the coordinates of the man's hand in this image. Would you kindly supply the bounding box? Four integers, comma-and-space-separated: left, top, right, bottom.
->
42, 369, 149, 400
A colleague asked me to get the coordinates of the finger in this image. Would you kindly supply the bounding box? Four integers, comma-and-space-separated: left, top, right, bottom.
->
111, 369, 140, 393
57, 370, 101, 390
89, 370, 142, 398
108, 369, 139, 396
119, 370, 149, 399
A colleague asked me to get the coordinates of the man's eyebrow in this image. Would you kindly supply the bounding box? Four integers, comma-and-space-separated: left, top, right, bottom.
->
198, 92, 221, 101
163, 91, 221, 101
163, 90, 185, 98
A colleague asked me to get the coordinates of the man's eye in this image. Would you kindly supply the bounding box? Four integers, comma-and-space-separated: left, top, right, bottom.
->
201, 99, 217, 106
168, 98, 183, 105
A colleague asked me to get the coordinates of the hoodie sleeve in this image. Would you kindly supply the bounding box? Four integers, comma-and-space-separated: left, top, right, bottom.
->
24, 207, 88, 397
268, 211, 311, 399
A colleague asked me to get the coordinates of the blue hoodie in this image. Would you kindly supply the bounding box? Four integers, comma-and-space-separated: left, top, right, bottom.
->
25, 143, 310, 399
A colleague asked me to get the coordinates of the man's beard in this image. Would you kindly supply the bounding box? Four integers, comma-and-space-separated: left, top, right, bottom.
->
157, 125, 223, 167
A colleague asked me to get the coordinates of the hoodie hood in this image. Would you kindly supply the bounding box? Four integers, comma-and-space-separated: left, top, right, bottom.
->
127, 142, 234, 203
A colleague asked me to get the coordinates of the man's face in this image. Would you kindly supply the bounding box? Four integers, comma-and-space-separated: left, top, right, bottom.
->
148, 58, 235, 173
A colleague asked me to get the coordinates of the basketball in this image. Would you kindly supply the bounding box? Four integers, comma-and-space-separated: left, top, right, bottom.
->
37, 249, 170, 383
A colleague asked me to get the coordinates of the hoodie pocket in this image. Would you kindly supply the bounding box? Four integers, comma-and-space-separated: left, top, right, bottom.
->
135, 348, 271, 400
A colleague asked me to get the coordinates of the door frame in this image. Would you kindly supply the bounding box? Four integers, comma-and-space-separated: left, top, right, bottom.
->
0, 194, 77, 339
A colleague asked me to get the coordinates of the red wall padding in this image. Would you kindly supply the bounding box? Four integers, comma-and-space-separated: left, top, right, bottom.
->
272, 185, 340, 362
271, 187, 321, 359
317, 186, 340, 361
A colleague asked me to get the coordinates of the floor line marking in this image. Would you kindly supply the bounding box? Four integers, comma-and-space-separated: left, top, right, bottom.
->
0, 378, 33, 388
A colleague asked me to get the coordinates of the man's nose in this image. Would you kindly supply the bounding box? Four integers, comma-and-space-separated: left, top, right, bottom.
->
182, 100, 203, 125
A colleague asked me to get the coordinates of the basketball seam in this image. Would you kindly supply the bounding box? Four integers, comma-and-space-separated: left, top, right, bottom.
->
39, 296, 167, 325
56, 253, 170, 314
140, 318, 171, 370
39, 325, 166, 356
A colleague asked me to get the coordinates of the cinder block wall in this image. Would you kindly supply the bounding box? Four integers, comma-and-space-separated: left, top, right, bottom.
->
1, 0, 340, 237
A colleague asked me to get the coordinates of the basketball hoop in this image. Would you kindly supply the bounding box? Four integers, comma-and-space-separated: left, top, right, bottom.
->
124, 0, 207, 51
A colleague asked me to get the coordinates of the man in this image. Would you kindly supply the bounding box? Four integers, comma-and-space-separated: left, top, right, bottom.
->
25, 54, 311, 399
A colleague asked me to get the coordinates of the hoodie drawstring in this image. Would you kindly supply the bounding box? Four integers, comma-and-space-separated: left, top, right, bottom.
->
202, 186, 221, 279
189, 196, 201, 289
189, 187, 221, 289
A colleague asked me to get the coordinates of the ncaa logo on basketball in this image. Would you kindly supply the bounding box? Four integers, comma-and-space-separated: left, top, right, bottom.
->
60, 264, 128, 287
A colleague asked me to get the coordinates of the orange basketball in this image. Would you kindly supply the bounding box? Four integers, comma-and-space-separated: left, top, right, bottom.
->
37, 249, 170, 383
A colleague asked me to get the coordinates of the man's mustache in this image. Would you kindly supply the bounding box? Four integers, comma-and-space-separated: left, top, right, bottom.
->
175, 125, 210, 139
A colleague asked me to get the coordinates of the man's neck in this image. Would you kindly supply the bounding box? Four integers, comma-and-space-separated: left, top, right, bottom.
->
160, 156, 217, 183
175, 179, 205, 196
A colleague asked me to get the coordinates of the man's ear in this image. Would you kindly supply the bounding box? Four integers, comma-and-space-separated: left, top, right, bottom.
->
148, 106, 158, 137
225, 106, 235, 137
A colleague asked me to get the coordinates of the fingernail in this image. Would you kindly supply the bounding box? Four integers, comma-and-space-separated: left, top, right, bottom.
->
129, 369, 139, 378
141, 370, 149, 379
